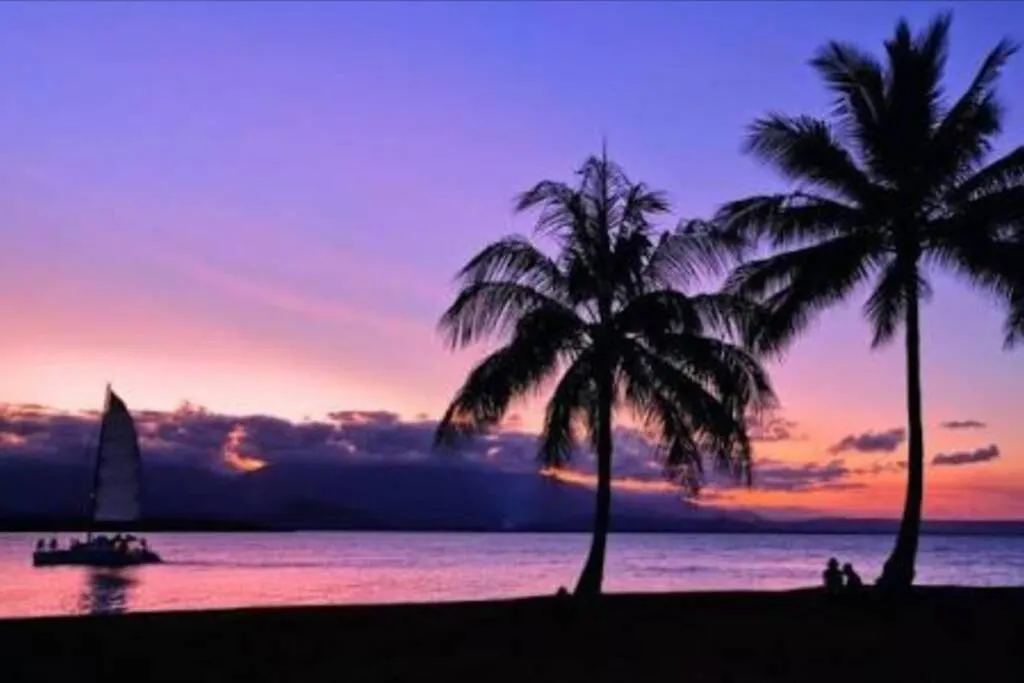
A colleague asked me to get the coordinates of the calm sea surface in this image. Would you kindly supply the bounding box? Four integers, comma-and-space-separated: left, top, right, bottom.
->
2, 532, 1023, 618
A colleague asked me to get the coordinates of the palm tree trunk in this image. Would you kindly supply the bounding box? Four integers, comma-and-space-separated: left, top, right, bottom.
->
573, 365, 613, 598
878, 289, 925, 591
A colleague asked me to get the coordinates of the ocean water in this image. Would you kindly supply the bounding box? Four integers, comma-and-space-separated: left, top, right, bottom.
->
1, 532, 1023, 618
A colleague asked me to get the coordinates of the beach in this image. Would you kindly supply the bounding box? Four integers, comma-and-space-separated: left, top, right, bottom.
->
2, 588, 1022, 682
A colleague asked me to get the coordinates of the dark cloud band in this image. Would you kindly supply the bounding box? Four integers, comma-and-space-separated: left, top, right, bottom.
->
939, 419, 987, 430
932, 444, 1000, 467
828, 428, 906, 455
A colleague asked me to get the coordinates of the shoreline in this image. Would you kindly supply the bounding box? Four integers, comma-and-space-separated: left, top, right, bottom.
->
6, 525, 1024, 537
3, 587, 1022, 681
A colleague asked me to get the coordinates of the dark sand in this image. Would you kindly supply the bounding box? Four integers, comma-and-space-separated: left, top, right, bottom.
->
2, 588, 1022, 682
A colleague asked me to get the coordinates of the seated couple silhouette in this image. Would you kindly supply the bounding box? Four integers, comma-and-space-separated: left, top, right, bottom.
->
823, 557, 863, 594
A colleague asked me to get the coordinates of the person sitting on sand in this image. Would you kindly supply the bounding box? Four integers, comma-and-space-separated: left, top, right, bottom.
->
823, 557, 842, 594
842, 563, 863, 591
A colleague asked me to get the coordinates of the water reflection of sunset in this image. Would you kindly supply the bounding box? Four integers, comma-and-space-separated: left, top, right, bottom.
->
4, 533, 1024, 619
78, 569, 136, 615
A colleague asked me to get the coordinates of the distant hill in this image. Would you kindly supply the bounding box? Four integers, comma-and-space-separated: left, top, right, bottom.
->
0, 517, 264, 532
2, 457, 1023, 535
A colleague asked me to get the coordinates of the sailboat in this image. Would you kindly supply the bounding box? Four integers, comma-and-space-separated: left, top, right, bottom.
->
32, 386, 163, 567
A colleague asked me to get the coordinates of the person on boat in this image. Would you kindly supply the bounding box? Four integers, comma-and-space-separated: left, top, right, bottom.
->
35, 539, 44, 551
823, 557, 842, 594
140, 538, 149, 552
48, 538, 58, 551
842, 563, 863, 592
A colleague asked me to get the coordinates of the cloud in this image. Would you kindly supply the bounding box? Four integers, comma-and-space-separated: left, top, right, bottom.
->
852, 460, 906, 476
221, 424, 269, 472
747, 413, 801, 443
164, 254, 427, 337
750, 458, 858, 492
932, 444, 1000, 467
708, 455, 903, 493
828, 428, 905, 455
0, 401, 657, 482
939, 419, 987, 430
0, 402, 904, 504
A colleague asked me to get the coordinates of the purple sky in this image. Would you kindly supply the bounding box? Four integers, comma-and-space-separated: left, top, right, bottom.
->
1, 2, 1023, 517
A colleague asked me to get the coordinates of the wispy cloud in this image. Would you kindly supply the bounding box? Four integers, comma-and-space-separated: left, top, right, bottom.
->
932, 444, 1000, 467
939, 419, 987, 431
748, 413, 802, 443
747, 458, 857, 492
827, 428, 905, 455
161, 253, 429, 337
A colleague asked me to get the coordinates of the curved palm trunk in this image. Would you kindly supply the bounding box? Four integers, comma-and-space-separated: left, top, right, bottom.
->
878, 289, 924, 591
573, 365, 613, 598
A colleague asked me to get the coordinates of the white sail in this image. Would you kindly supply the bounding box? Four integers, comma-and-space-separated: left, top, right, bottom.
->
91, 389, 142, 523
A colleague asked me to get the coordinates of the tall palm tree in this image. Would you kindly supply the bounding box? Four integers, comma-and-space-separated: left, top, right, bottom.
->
714, 14, 1024, 591
435, 151, 776, 597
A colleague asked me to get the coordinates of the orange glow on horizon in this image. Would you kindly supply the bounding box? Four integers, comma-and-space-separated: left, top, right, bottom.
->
540, 466, 682, 495
221, 424, 268, 473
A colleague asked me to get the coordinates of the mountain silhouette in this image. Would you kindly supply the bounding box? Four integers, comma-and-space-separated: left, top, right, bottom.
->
0, 457, 744, 531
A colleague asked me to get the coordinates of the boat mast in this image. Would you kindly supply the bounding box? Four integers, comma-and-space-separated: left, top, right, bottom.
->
86, 384, 112, 542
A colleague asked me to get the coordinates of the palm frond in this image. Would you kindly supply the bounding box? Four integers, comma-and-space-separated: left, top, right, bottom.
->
949, 146, 1024, 203
1005, 291, 1024, 348
435, 313, 578, 445
454, 236, 569, 296
809, 40, 886, 169
863, 260, 932, 348
619, 359, 704, 493
930, 39, 1018, 187
926, 231, 1024, 348
934, 185, 1024, 243
514, 180, 576, 215
645, 332, 777, 416
725, 232, 882, 299
620, 182, 671, 227
883, 13, 950, 138
514, 180, 592, 245
438, 281, 580, 350
614, 289, 704, 339
744, 114, 875, 203
642, 220, 748, 288
537, 352, 597, 467
622, 341, 755, 483
724, 233, 886, 354
609, 227, 656, 301
714, 192, 863, 248
685, 292, 776, 351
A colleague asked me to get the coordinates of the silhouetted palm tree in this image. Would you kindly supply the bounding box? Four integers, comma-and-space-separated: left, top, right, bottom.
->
435, 150, 776, 596
714, 14, 1024, 591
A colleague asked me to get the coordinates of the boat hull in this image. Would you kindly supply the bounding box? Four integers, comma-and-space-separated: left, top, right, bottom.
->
33, 548, 162, 567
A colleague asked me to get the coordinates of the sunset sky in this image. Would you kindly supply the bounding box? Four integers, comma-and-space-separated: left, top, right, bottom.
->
2, 2, 1023, 520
